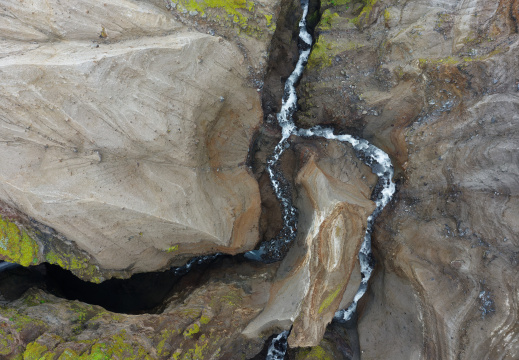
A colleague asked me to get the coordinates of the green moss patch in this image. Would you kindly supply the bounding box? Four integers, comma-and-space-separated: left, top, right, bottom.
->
166, 245, 179, 253
307, 36, 332, 69
295, 345, 334, 360
318, 9, 340, 30
170, 0, 275, 36
0, 307, 48, 357
0, 216, 39, 267
23, 342, 50, 360
45, 251, 102, 284
308, 35, 364, 69
0, 328, 16, 356
318, 284, 343, 314
321, 0, 351, 8
351, 0, 378, 26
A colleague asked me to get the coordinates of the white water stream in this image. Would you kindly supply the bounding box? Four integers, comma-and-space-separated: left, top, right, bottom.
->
261, 0, 396, 357
244, 0, 312, 263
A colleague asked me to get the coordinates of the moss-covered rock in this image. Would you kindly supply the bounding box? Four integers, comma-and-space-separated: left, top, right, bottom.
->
169, 0, 276, 37
317, 9, 339, 30
0, 204, 108, 283
0, 275, 268, 360
294, 345, 334, 360
44, 251, 103, 284
351, 0, 378, 26
307, 35, 363, 69
0, 216, 39, 267
22, 342, 50, 360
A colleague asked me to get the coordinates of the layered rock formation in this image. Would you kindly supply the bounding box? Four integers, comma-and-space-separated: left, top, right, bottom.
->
244, 139, 375, 347
295, 0, 519, 358
0, 136, 376, 358
0, 0, 268, 279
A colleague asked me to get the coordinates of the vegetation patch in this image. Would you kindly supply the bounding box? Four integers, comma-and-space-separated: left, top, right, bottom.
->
318, 9, 340, 31
45, 251, 102, 284
295, 345, 334, 360
308, 35, 364, 69
58, 349, 79, 360
166, 245, 179, 253
170, 0, 275, 36
0, 306, 47, 333
0, 307, 48, 357
0, 215, 39, 267
22, 342, 49, 360
462, 47, 507, 62
418, 57, 459, 67
183, 323, 200, 339
0, 329, 15, 356
172, 333, 222, 360
318, 284, 343, 314
321, 0, 351, 8
352, 0, 378, 26
307, 36, 333, 69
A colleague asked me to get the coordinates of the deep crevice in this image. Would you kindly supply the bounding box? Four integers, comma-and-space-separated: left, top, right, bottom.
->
260, 0, 320, 122
0, 255, 234, 314
249, 0, 322, 259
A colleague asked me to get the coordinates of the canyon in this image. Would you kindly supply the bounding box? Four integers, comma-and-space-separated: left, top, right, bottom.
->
0, 0, 518, 359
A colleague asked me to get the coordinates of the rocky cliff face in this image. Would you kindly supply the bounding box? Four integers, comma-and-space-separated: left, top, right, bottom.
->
0, 0, 518, 359
295, 0, 519, 358
0, 136, 377, 358
0, 261, 274, 359
0, 0, 270, 280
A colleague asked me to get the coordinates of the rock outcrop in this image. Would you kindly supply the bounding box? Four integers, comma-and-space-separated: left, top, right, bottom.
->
296, 0, 519, 358
0, 0, 268, 279
244, 139, 376, 347
0, 136, 377, 359
0, 259, 276, 359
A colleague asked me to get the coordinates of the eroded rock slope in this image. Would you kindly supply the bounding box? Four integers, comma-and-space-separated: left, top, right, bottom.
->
0, 0, 272, 279
296, 0, 519, 358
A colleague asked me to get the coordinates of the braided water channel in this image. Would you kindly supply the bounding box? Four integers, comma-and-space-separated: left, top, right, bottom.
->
252, 0, 396, 358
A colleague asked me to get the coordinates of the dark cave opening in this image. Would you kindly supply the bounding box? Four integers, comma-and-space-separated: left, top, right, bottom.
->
44, 262, 186, 314
0, 255, 231, 315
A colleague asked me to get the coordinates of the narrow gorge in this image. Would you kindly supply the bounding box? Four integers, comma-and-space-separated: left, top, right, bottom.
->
1, 0, 519, 359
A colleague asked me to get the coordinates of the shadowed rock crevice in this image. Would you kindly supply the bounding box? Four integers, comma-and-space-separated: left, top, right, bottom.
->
250, 0, 324, 259
0, 256, 225, 314
0, 256, 280, 359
